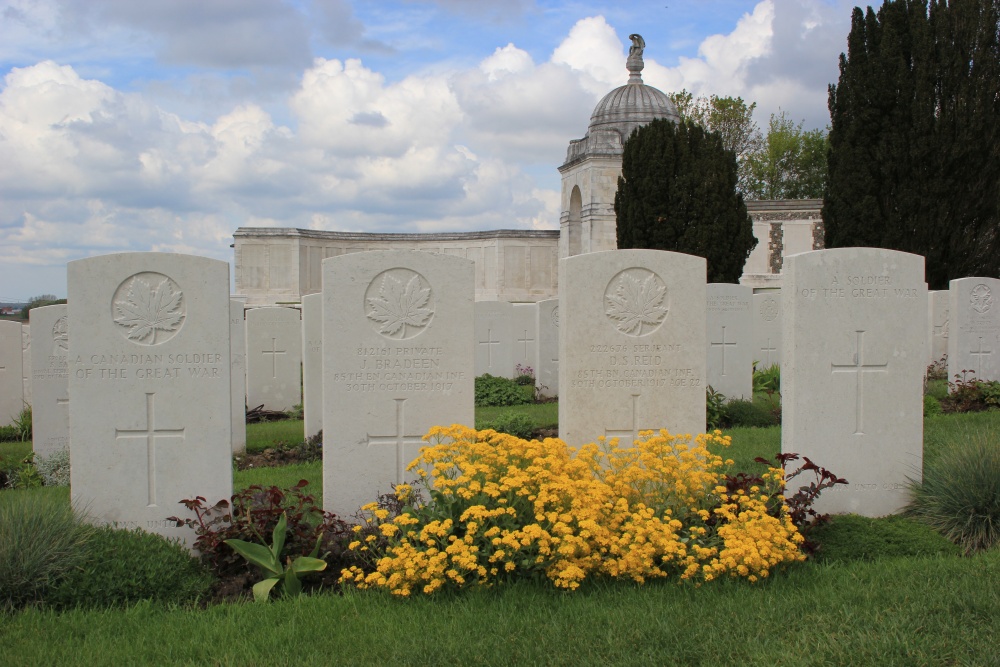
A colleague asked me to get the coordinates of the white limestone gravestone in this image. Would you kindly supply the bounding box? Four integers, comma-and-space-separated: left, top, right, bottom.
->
230, 299, 247, 454
29, 305, 69, 460
474, 301, 513, 378
67, 253, 232, 546
301, 293, 323, 440
752, 290, 782, 370
560, 250, 707, 446
511, 303, 539, 378
323, 250, 475, 517
928, 290, 949, 367
706, 284, 753, 400
0, 320, 24, 426
245, 306, 303, 412
536, 299, 559, 398
22, 324, 31, 406
782, 248, 926, 517
948, 277, 1000, 383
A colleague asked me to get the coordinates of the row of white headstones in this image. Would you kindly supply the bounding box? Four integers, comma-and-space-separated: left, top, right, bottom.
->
5, 249, 997, 548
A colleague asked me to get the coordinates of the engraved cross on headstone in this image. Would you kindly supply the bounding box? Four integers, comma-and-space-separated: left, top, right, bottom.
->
114, 393, 185, 507
517, 329, 535, 357
710, 325, 737, 376
970, 337, 993, 377
760, 337, 777, 368
831, 330, 888, 435
261, 337, 286, 378
366, 398, 425, 485
478, 328, 501, 369
605, 394, 655, 447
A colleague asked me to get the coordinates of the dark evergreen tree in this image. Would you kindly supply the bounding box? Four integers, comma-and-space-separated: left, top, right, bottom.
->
614, 118, 756, 283
825, 0, 1000, 289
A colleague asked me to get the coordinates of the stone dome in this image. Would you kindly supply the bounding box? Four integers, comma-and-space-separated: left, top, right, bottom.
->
562, 35, 679, 167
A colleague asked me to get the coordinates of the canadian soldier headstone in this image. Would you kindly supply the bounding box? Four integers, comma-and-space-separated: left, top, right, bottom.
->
246, 306, 303, 412
67, 252, 232, 546
928, 290, 949, 367
752, 289, 782, 370
474, 301, 513, 378
323, 250, 475, 517
230, 298, 247, 454
0, 320, 24, 426
536, 298, 559, 398
302, 293, 323, 440
512, 303, 538, 378
29, 304, 69, 460
706, 284, 753, 400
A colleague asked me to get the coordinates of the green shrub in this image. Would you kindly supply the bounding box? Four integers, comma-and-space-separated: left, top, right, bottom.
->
46, 527, 213, 610
904, 430, 1000, 554
475, 374, 530, 407
481, 411, 534, 439
752, 364, 780, 394
923, 394, 943, 418
925, 378, 949, 401
0, 406, 31, 443
808, 514, 961, 563
722, 399, 778, 428
705, 387, 725, 430
0, 492, 94, 611
35, 448, 70, 487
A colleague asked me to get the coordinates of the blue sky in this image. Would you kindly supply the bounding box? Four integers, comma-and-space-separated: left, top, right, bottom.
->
0, 0, 856, 301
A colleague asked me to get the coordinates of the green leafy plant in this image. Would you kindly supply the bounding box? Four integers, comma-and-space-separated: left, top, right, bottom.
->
923, 394, 943, 418
705, 386, 726, 430
904, 430, 1000, 554
939, 372, 1000, 413
722, 398, 778, 428
480, 411, 534, 439
475, 374, 531, 407
225, 512, 328, 602
12, 405, 31, 442
752, 364, 780, 394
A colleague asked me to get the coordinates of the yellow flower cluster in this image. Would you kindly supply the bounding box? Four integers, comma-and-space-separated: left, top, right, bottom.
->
340, 425, 804, 596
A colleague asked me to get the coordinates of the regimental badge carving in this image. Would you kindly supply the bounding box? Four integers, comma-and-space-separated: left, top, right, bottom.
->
111, 273, 186, 345
760, 297, 779, 322
365, 269, 434, 340
971, 284, 993, 314
52, 316, 68, 353
604, 268, 668, 337
551, 306, 559, 328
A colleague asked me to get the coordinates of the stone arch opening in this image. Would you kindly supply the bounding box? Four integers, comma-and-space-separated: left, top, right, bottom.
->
568, 185, 582, 256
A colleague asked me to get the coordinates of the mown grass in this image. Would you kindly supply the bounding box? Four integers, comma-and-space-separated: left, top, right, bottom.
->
474, 401, 558, 431
3, 551, 998, 666
245, 419, 305, 454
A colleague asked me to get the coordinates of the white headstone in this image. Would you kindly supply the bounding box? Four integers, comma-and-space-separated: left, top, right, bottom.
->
782, 248, 926, 517
948, 278, 1000, 384
67, 252, 232, 546
511, 303, 539, 379
928, 289, 949, 367
302, 293, 323, 440
474, 301, 514, 378
230, 299, 247, 454
21, 324, 31, 406
245, 306, 303, 412
752, 289, 782, 371
706, 284, 753, 401
536, 299, 559, 398
323, 250, 475, 517
0, 320, 24, 425
560, 250, 707, 445
29, 305, 69, 459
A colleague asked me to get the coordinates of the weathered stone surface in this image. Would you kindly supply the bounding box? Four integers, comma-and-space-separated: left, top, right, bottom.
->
752, 289, 782, 370
245, 306, 302, 412
230, 299, 247, 454
0, 320, 24, 426
29, 305, 69, 459
706, 284, 753, 400
928, 290, 949, 367
67, 253, 232, 546
512, 303, 538, 379
782, 248, 926, 517
536, 299, 559, 398
948, 278, 1000, 383
22, 324, 31, 406
323, 250, 475, 517
474, 301, 513, 378
302, 293, 323, 440
559, 249, 707, 445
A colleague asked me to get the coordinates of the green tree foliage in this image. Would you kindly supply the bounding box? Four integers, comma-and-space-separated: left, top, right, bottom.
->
20, 295, 64, 319
825, 0, 1000, 289
745, 111, 829, 200
614, 118, 757, 283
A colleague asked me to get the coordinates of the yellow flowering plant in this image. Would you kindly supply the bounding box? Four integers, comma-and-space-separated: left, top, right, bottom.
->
341, 425, 805, 596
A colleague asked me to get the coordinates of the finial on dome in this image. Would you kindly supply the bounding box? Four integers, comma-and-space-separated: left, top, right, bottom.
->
627, 34, 645, 83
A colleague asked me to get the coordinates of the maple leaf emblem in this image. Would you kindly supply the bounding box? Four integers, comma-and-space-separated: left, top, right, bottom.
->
366, 273, 433, 338
113, 276, 185, 344
605, 271, 668, 336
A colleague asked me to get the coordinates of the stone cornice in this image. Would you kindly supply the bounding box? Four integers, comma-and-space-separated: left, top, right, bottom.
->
234, 228, 560, 242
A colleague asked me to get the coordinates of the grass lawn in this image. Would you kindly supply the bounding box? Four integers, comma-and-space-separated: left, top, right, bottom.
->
4, 410, 1000, 665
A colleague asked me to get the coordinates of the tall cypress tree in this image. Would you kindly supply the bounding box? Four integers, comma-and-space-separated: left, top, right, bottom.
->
614, 118, 756, 283
825, 0, 1000, 289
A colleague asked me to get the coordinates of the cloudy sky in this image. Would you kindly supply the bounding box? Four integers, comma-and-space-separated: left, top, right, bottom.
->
0, 0, 858, 300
